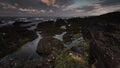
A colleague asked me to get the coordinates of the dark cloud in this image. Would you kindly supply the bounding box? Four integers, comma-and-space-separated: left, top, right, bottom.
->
0, 0, 119, 17
56, 0, 73, 5
0, 0, 46, 9
99, 0, 120, 6
0, 0, 72, 9
79, 6, 94, 12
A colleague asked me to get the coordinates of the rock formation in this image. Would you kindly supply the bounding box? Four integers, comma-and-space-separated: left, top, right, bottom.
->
82, 12, 120, 68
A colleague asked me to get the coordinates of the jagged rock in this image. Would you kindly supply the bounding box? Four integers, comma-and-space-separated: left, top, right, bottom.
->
36, 36, 64, 55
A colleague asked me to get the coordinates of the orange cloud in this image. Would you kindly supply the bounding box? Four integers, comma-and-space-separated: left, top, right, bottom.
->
87, 4, 108, 15
41, 0, 56, 6
40, 0, 64, 8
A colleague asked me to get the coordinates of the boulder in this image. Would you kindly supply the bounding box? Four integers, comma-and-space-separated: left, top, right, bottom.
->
36, 36, 64, 55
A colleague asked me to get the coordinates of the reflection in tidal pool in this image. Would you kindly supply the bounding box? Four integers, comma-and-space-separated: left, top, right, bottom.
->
0, 32, 42, 63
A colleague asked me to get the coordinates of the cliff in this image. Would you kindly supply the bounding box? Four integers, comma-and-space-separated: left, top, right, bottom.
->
82, 12, 120, 68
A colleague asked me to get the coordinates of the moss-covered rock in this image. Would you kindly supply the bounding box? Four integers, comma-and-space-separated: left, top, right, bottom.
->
72, 33, 82, 40
36, 36, 64, 55
55, 51, 89, 68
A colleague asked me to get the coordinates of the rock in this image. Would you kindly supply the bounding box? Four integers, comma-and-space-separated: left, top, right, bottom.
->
54, 51, 88, 68
63, 33, 72, 43
71, 46, 84, 55
37, 21, 54, 30
36, 36, 64, 55
55, 19, 66, 27
36, 20, 65, 36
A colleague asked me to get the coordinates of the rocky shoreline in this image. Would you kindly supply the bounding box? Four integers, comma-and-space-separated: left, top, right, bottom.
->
0, 11, 120, 68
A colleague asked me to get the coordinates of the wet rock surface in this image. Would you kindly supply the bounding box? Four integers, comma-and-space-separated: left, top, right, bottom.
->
35, 17, 86, 68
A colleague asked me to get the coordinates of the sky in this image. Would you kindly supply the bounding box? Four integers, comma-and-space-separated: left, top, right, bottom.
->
0, 0, 120, 17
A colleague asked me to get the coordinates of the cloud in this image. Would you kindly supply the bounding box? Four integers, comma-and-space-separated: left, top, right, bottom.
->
85, 4, 120, 16
0, 0, 119, 17
75, 9, 84, 13
86, 4, 108, 15
19, 8, 36, 12
40, 0, 66, 9
100, 0, 120, 6
18, 8, 46, 14
41, 0, 56, 6
40, 9, 46, 13
0, 2, 6, 6
48, 9, 54, 13
62, 0, 100, 11
0, 2, 17, 10
61, 3, 109, 17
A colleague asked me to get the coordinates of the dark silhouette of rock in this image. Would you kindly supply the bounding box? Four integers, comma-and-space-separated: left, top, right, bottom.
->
36, 36, 64, 55
36, 20, 65, 36
65, 18, 81, 34
37, 21, 54, 29
55, 19, 66, 27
